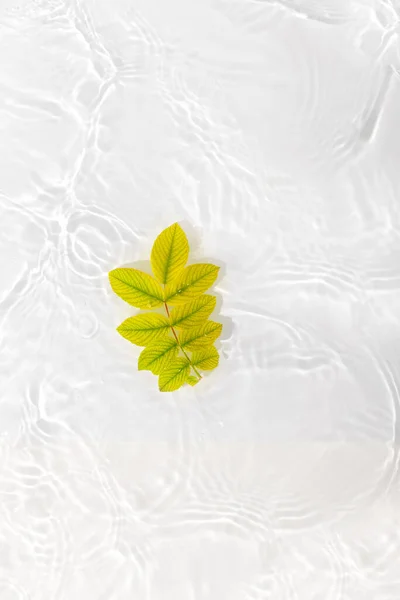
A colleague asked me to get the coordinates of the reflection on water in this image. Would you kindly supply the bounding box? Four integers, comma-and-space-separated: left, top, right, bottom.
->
1, 0, 400, 597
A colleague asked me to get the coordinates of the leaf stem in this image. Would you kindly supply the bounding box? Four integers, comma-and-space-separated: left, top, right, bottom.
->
164, 302, 202, 380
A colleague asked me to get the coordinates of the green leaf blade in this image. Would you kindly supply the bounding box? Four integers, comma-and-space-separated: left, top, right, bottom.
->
169, 295, 216, 329
151, 223, 189, 285
117, 313, 171, 346
159, 358, 191, 392
138, 338, 178, 374
109, 268, 164, 309
164, 264, 220, 306
179, 320, 222, 351
187, 375, 200, 386
191, 346, 219, 370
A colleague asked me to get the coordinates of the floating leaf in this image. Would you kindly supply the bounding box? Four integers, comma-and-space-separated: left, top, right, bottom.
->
159, 358, 191, 392
151, 223, 189, 285
117, 313, 170, 346
164, 264, 220, 306
179, 320, 222, 351
109, 223, 224, 391
138, 338, 178, 374
169, 295, 216, 329
109, 268, 164, 309
191, 346, 219, 370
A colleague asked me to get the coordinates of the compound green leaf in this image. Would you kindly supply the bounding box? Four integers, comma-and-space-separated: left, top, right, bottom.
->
117, 313, 170, 346
138, 338, 178, 375
179, 320, 222, 351
159, 358, 191, 392
110, 222, 223, 391
151, 223, 189, 285
109, 268, 164, 309
164, 264, 220, 306
191, 346, 219, 371
169, 295, 216, 329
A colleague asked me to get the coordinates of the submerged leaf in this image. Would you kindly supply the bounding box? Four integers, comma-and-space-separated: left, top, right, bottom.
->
151, 223, 189, 285
191, 346, 219, 370
169, 295, 216, 329
164, 264, 220, 306
159, 358, 191, 392
109, 268, 164, 309
138, 338, 178, 374
179, 320, 222, 351
117, 313, 170, 346
187, 375, 200, 386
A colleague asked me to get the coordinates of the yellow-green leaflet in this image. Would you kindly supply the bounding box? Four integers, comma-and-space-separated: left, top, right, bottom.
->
109, 268, 164, 309
117, 313, 170, 346
109, 223, 223, 392
179, 321, 222, 351
169, 295, 216, 329
138, 338, 178, 374
191, 346, 219, 370
159, 358, 191, 392
151, 223, 189, 285
164, 264, 220, 306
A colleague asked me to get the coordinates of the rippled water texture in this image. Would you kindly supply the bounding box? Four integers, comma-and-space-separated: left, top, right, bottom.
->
1, 0, 400, 598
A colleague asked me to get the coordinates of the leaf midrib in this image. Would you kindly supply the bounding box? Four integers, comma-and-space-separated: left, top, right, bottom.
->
113, 271, 163, 302
180, 322, 220, 347
160, 362, 189, 391
163, 224, 177, 284
166, 265, 215, 300
122, 323, 169, 333
172, 300, 211, 326
146, 342, 177, 367
191, 347, 217, 368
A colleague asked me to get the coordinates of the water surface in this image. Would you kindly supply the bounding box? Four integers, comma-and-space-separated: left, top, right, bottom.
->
1, 0, 400, 598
